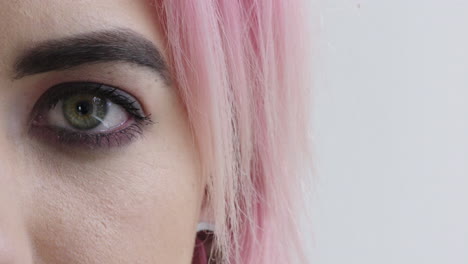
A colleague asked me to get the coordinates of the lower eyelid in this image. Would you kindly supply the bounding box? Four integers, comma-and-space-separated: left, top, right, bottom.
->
30, 122, 146, 149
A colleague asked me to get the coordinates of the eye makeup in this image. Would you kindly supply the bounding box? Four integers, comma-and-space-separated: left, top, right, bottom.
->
29, 82, 153, 149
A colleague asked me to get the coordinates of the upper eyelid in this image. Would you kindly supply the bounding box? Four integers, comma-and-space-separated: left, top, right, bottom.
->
30, 82, 149, 123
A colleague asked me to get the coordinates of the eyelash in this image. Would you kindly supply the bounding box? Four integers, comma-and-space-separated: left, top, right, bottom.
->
29, 82, 153, 149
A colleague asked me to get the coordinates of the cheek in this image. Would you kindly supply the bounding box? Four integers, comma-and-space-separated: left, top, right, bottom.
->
26, 102, 203, 263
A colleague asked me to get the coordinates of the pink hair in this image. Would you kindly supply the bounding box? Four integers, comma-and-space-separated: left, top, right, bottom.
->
155, 0, 312, 263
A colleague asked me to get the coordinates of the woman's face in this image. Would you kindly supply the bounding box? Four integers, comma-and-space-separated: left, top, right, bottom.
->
0, 0, 204, 263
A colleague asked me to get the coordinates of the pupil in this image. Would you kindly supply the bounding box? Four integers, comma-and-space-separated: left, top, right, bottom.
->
75, 101, 92, 116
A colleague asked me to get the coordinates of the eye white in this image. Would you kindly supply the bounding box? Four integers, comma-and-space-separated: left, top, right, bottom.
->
47, 100, 129, 133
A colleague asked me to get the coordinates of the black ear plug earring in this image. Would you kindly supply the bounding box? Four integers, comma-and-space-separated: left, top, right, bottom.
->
193, 223, 215, 264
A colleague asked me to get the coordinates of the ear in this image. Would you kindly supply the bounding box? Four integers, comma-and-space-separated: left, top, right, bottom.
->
197, 188, 214, 229
193, 192, 215, 264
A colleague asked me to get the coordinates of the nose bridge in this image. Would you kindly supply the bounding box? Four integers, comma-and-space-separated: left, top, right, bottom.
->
0, 132, 33, 263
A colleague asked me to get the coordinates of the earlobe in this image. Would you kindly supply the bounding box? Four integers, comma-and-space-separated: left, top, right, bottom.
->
196, 222, 215, 233
195, 197, 215, 263
194, 185, 215, 263
197, 186, 214, 225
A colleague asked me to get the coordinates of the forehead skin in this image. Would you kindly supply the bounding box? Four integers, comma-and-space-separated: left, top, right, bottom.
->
0, 1, 203, 263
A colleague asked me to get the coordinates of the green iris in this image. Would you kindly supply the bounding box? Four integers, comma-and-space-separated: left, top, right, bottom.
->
62, 94, 108, 130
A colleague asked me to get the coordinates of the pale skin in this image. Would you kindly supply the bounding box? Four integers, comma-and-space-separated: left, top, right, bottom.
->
0, 1, 206, 263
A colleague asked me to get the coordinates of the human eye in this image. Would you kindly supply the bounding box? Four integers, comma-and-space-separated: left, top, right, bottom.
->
29, 82, 153, 149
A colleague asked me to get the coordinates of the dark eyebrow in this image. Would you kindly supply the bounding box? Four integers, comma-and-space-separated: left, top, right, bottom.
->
14, 28, 169, 81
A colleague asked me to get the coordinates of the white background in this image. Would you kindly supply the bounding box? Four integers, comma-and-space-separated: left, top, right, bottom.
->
309, 0, 468, 263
